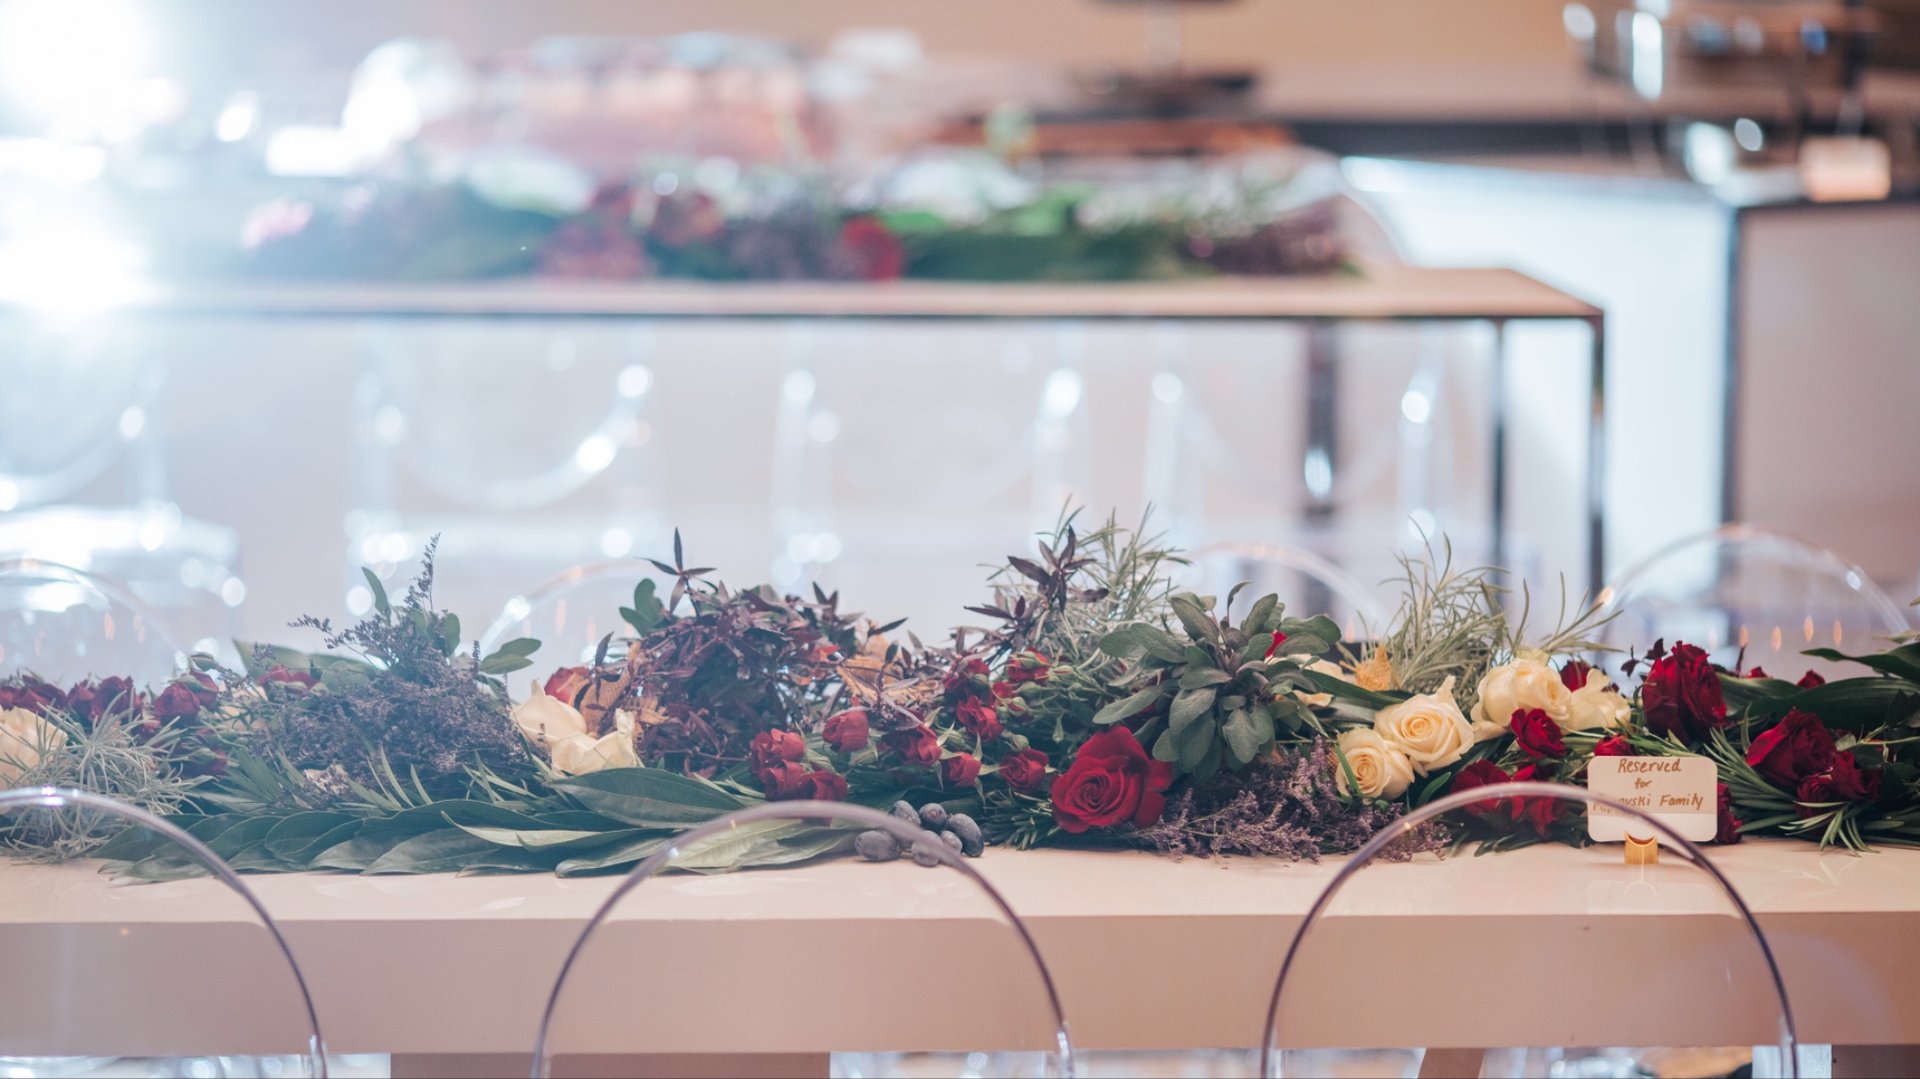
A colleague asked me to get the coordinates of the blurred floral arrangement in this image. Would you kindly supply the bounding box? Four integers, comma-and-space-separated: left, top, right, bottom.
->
226, 152, 1349, 284
6, 515, 1915, 877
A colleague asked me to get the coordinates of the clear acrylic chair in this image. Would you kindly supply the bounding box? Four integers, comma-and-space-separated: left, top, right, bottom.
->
1263, 784, 1799, 1079
532, 802, 1074, 1079
1600, 524, 1911, 682
0, 558, 189, 687
1188, 542, 1389, 643
478, 559, 670, 698
0, 786, 328, 1077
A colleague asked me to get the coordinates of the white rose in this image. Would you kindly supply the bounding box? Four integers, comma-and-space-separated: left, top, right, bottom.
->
0, 706, 66, 786
1334, 728, 1414, 799
1470, 656, 1571, 742
511, 684, 588, 748
549, 710, 638, 776
1565, 668, 1632, 731
1373, 675, 1472, 774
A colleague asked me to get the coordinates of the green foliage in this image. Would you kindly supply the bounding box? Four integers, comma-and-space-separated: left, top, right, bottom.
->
0, 710, 203, 862
1100, 589, 1337, 781
1375, 542, 1507, 712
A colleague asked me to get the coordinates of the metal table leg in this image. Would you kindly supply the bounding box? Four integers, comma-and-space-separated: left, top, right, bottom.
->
1488, 319, 1509, 575
1587, 314, 1608, 597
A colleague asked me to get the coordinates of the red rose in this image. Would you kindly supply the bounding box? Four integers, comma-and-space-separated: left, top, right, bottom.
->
1000, 748, 1049, 792
750, 729, 807, 773
1263, 632, 1288, 660
0, 676, 64, 714
544, 666, 591, 706
1796, 773, 1839, 815
942, 753, 982, 788
991, 681, 1017, 700
65, 677, 136, 724
260, 665, 318, 690
1451, 760, 1514, 815
1743, 666, 1771, 680
799, 769, 848, 801
1049, 727, 1173, 834
822, 709, 870, 753
1641, 642, 1728, 743
836, 216, 906, 282
1744, 709, 1836, 788
1509, 708, 1568, 759
1796, 670, 1827, 689
1558, 660, 1594, 693
151, 682, 208, 724
1592, 734, 1635, 757
187, 673, 219, 708
882, 725, 942, 765
757, 761, 812, 800
1006, 651, 1051, 685
954, 697, 1002, 741
943, 657, 990, 701
1508, 764, 1560, 837
1715, 782, 1743, 844
1830, 751, 1882, 803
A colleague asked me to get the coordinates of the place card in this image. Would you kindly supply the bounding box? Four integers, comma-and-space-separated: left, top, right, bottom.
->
1586, 756, 1718, 843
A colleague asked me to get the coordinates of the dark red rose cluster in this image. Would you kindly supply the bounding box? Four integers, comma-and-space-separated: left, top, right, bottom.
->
1641, 642, 1728, 743
749, 729, 846, 802
1051, 727, 1173, 834
1742, 708, 1883, 816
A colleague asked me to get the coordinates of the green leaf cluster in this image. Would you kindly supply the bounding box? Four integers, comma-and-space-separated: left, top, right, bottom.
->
1098, 590, 1340, 782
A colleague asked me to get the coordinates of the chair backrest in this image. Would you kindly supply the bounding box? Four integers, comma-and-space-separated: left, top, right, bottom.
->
1263, 783, 1798, 1079
1189, 542, 1388, 642
479, 559, 670, 697
0, 786, 328, 1077
1601, 524, 1910, 682
531, 801, 1074, 1079
0, 558, 187, 687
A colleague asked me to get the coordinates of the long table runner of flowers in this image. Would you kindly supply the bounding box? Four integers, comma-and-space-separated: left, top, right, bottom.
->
3, 514, 1916, 876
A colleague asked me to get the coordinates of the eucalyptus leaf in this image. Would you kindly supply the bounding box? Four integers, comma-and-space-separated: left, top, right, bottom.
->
1169, 687, 1217, 734
1090, 683, 1166, 726
550, 766, 748, 827
363, 568, 390, 618
1222, 707, 1262, 765
1170, 595, 1219, 644
366, 830, 515, 874
1179, 668, 1232, 690
1244, 594, 1280, 635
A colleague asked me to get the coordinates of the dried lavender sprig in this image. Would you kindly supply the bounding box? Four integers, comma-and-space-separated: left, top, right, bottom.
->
1132, 739, 1447, 862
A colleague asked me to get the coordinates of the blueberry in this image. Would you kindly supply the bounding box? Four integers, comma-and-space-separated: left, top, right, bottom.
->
855, 830, 902, 862
918, 802, 949, 830
945, 813, 984, 857
910, 836, 944, 867
889, 800, 919, 826
939, 830, 964, 856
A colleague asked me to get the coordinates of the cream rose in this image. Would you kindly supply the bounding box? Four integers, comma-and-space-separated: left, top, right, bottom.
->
512, 683, 590, 748
1565, 668, 1631, 731
1470, 654, 1571, 742
1373, 675, 1472, 774
549, 710, 639, 776
1334, 728, 1414, 799
0, 706, 65, 786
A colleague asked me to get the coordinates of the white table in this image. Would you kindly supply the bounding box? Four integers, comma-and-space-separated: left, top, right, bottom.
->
3, 840, 1917, 1075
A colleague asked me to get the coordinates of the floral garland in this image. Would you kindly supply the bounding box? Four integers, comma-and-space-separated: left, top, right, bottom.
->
224, 180, 1346, 284
2, 517, 1915, 876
